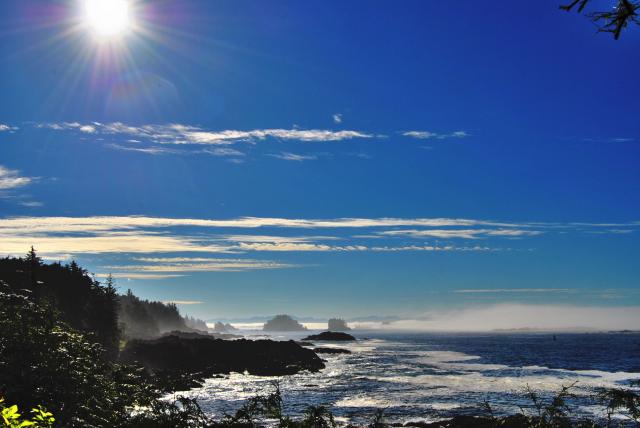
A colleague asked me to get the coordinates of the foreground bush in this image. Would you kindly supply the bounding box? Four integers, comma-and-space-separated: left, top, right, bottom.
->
0, 398, 54, 428
0, 283, 161, 427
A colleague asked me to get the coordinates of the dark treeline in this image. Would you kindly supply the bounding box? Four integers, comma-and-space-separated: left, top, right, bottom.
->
0, 249, 214, 427
0, 249, 208, 351
118, 289, 207, 340
0, 248, 120, 357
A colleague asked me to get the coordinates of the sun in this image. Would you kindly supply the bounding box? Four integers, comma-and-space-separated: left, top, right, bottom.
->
83, 0, 132, 38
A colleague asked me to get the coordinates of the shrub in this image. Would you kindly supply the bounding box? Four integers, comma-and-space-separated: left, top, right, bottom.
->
0, 398, 55, 428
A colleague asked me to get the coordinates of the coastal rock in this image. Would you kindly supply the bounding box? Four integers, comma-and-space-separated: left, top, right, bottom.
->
313, 347, 351, 354
327, 318, 351, 331
161, 330, 241, 340
120, 334, 325, 377
303, 331, 356, 341
263, 314, 307, 331
212, 321, 239, 333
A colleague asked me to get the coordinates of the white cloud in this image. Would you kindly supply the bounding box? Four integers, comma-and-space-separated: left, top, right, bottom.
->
451, 131, 469, 138
402, 130, 469, 140
79, 125, 96, 133
219, 235, 338, 243
104, 257, 294, 272
333, 114, 343, 124
95, 272, 185, 280
40, 122, 374, 145
18, 201, 43, 208
0, 124, 18, 132
107, 144, 179, 155
0, 215, 633, 259
0, 166, 34, 191
379, 228, 542, 239
234, 242, 490, 252
0, 234, 235, 257
202, 147, 245, 157
269, 152, 318, 161
0, 215, 634, 235
402, 131, 436, 139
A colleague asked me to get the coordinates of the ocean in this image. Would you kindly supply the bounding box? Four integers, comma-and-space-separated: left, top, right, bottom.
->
175, 331, 640, 425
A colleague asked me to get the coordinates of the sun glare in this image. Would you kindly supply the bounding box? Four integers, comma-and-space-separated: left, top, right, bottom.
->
83, 0, 131, 38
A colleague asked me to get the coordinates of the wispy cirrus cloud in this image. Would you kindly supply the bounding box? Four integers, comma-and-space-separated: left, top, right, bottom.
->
39, 122, 375, 145
95, 272, 186, 280
0, 215, 525, 234
18, 201, 43, 208
98, 256, 295, 280
379, 228, 542, 239
580, 136, 636, 143
0, 215, 635, 263
201, 147, 246, 157
269, 152, 318, 162
107, 143, 180, 155
402, 130, 469, 140
105, 257, 294, 273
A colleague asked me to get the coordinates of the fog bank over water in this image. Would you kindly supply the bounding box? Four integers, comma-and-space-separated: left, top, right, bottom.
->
223, 304, 640, 332
384, 304, 640, 332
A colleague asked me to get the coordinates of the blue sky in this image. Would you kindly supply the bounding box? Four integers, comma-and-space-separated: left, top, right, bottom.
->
1, 1, 639, 326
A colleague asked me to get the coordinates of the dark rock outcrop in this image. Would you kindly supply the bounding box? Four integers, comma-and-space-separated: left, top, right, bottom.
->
327, 318, 351, 331
212, 321, 238, 333
303, 331, 356, 341
120, 334, 325, 377
313, 347, 351, 354
161, 330, 241, 340
263, 314, 307, 331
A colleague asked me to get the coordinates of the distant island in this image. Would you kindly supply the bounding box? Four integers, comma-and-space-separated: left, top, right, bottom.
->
328, 317, 351, 331
263, 314, 307, 331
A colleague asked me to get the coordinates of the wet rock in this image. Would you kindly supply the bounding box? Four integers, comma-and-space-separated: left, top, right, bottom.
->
303, 331, 356, 341
120, 334, 325, 377
313, 347, 351, 354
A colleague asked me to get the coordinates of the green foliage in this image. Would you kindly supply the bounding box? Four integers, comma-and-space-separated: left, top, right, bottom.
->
599, 387, 640, 425
519, 382, 576, 427
0, 252, 120, 357
123, 396, 210, 428
222, 382, 286, 427
301, 405, 336, 428
0, 398, 54, 428
0, 283, 161, 427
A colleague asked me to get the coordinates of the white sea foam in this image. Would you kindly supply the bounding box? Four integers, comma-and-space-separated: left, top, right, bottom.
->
179, 335, 640, 425
334, 396, 401, 408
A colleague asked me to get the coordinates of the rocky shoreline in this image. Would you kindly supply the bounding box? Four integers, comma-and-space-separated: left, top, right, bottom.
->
120, 333, 325, 382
